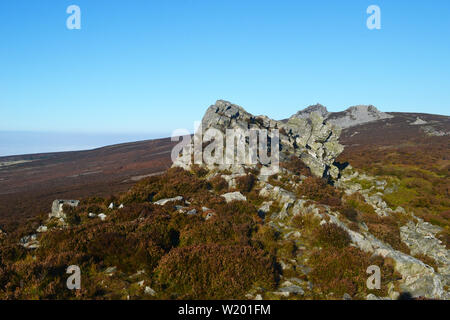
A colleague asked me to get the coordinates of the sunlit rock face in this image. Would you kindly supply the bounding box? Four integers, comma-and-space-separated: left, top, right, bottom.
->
174, 100, 344, 180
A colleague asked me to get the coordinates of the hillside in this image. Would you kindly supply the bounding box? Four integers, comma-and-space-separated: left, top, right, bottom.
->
0, 101, 448, 300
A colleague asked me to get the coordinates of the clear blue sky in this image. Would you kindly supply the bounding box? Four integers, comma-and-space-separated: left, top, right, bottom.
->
0, 0, 449, 155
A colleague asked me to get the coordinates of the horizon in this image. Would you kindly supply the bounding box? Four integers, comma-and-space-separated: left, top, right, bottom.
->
1, 0, 450, 155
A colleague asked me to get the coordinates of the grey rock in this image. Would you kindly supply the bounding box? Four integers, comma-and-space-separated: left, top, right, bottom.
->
19, 234, 39, 249
279, 285, 304, 295
324, 105, 393, 129
50, 199, 79, 219
410, 117, 427, 125
221, 191, 247, 203
173, 100, 345, 180
36, 225, 48, 233
154, 196, 183, 206
186, 209, 197, 215
343, 293, 352, 300
144, 286, 156, 296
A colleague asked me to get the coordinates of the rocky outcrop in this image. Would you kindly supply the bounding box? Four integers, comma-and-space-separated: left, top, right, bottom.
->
174, 100, 345, 179
50, 199, 79, 219
291, 104, 393, 129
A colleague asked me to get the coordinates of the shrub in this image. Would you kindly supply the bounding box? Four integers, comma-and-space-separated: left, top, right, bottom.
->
340, 206, 358, 222
314, 223, 351, 249
281, 156, 312, 177
210, 175, 229, 193
308, 247, 398, 298
236, 174, 256, 193
297, 177, 342, 207
155, 244, 275, 299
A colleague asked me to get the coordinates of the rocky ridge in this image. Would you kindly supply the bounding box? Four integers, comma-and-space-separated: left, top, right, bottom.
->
174, 100, 344, 179
291, 104, 393, 129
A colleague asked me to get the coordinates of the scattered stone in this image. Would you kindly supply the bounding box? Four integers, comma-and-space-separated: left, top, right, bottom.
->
98, 213, 107, 221
154, 196, 183, 206
186, 209, 197, 215
410, 117, 427, 125
36, 225, 48, 233
19, 234, 39, 249
279, 285, 304, 295
104, 266, 117, 275
343, 293, 352, 300
50, 199, 79, 219
221, 191, 247, 203
88, 212, 97, 218
205, 212, 216, 221
144, 286, 156, 296
257, 201, 272, 219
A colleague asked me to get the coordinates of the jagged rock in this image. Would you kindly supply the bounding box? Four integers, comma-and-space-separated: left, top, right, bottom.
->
19, 234, 39, 249
326, 214, 449, 300
108, 202, 114, 209
118, 204, 124, 209
325, 105, 393, 129
205, 212, 216, 220
186, 209, 197, 215
291, 104, 329, 119
173, 100, 344, 180
36, 225, 48, 233
154, 196, 183, 206
144, 286, 156, 296
410, 117, 427, 125
221, 191, 247, 203
50, 200, 79, 219
343, 293, 352, 300
278, 285, 304, 295
258, 201, 273, 219
104, 266, 117, 275
400, 218, 450, 278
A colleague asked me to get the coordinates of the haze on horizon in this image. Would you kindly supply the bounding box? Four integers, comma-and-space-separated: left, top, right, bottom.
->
1, 0, 449, 156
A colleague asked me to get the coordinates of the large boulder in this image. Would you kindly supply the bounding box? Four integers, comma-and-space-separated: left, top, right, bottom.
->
174, 100, 344, 179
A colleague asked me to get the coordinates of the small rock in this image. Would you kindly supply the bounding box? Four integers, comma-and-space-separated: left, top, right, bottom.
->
88, 212, 97, 218
343, 293, 352, 300
104, 266, 117, 275
19, 234, 39, 249
254, 294, 263, 300
98, 213, 107, 221
205, 212, 216, 220
144, 286, 156, 296
108, 202, 114, 209
36, 225, 48, 233
154, 196, 183, 206
118, 204, 124, 209
221, 191, 247, 203
186, 209, 197, 215
279, 285, 304, 295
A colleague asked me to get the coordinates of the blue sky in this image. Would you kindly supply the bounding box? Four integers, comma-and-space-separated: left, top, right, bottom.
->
0, 0, 449, 155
